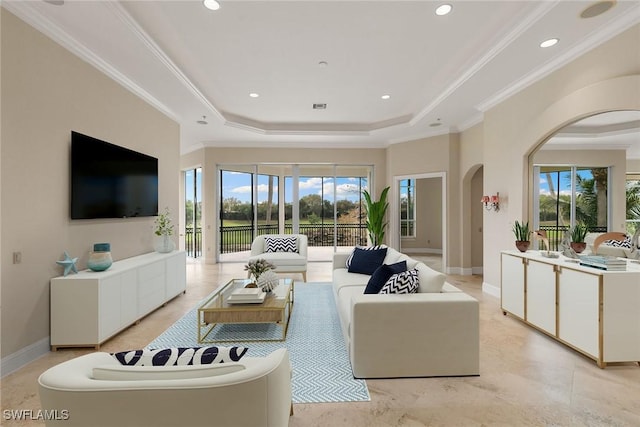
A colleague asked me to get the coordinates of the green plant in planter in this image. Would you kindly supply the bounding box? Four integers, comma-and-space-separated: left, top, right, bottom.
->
363, 186, 390, 246
570, 223, 588, 243
154, 207, 174, 236
512, 220, 531, 241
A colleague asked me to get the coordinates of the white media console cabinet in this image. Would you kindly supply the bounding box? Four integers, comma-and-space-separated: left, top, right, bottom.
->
501, 250, 640, 368
50, 251, 186, 350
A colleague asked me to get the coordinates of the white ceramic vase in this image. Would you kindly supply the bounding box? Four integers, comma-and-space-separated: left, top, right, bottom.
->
155, 234, 175, 253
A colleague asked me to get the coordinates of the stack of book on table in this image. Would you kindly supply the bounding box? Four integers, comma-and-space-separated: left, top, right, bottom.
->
227, 287, 266, 304
579, 255, 627, 271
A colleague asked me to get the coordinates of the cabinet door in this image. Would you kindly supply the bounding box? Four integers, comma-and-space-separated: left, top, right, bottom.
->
120, 270, 138, 326
501, 254, 526, 318
526, 261, 556, 335
166, 252, 187, 299
138, 261, 166, 315
558, 268, 599, 358
99, 275, 121, 340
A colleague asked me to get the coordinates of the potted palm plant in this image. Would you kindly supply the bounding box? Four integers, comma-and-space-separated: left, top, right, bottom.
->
513, 220, 531, 252
570, 223, 588, 254
363, 186, 390, 246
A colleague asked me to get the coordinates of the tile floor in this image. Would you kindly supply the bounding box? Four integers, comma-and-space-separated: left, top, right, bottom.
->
2, 258, 640, 426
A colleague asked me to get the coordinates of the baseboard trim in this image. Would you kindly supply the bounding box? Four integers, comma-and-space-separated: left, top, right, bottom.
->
446, 267, 473, 275
472, 266, 483, 275
1, 336, 50, 378
403, 248, 443, 254
482, 282, 500, 298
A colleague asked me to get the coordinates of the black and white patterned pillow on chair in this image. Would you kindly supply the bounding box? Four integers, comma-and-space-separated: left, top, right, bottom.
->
264, 236, 298, 253
604, 236, 633, 249
379, 268, 419, 294
112, 346, 248, 366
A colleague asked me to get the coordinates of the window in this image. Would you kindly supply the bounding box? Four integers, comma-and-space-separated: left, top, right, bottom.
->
533, 166, 610, 250
626, 174, 640, 235
400, 179, 416, 237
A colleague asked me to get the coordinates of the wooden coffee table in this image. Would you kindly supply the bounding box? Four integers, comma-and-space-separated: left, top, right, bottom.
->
197, 278, 294, 343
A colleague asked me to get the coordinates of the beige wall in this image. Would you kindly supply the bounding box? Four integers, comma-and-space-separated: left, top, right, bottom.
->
628, 159, 640, 173
1, 11, 180, 358
470, 167, 483, 271
190, 147, 385, 263
459, 123, 484, 273
386, 133, 462, 271
481, 24, 640, 292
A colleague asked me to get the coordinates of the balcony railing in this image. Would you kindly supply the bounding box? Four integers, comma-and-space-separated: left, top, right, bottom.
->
184, 226, 202, 258
219, 223, 368, 254
537, 225, 607, 251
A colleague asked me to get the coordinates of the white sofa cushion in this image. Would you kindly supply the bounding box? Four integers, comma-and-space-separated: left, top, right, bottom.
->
415, 262, 446, 293
250, 251, 307, 266
93, 363, 246, 381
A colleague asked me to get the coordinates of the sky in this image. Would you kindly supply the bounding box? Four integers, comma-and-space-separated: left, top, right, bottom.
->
537, 168, 594, 196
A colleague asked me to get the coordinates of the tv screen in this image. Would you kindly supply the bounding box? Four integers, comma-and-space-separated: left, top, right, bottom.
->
71, 131, 158, 219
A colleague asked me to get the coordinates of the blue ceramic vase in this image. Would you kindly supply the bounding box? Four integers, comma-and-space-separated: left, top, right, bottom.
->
87, 243, 112, 272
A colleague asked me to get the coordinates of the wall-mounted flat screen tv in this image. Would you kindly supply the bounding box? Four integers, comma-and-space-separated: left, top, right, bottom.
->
71, 131, 158, 219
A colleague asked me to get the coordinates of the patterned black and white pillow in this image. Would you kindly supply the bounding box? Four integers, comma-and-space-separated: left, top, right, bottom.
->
265, 236, 298, 253
112, 346, 248, 366
346, 245, 384, 269
379, 269, 419, 294
604, 237, 632, 249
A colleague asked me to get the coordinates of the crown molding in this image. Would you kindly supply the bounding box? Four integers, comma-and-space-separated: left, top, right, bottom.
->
105, 2, 225, 123
476, 5, 640, 112
2, 1, 180, 123
409, 1, 557, 126
197, 139, 388, 150
221, 112, 413, 135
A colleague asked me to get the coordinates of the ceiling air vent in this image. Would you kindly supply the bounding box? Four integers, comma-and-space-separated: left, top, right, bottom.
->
313, 103, 327, 110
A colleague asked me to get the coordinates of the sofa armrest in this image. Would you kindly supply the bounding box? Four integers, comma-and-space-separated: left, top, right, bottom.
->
333, 252, 350, 270
349, 293, 479, 378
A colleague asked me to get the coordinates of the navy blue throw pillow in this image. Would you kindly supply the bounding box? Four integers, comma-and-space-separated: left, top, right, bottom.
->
364, 261, 407, 294
347, 246, 388, 275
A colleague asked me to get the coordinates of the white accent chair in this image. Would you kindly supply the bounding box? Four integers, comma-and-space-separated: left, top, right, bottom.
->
38, 348, 292, 427
248, 234, 308, 282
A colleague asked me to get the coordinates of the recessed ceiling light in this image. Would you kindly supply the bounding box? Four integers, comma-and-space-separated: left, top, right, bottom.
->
381, 95, 391, 100
249, 93, 259, 98
435, 4, 452, 16
203, 0, 220, 11
540, 38, 559, 48
43, 0, 64, 5
318, 61, 328, 67
197, 116, 208, 125
580, 1, 616, 19
313, 103, 327, 110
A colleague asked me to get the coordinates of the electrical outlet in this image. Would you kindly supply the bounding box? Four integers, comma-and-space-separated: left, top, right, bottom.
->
13, 252, 22, 264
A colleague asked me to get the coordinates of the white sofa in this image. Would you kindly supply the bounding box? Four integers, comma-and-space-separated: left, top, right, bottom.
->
248, 234, 308, 281
332, 247, 480, 379
38, 348, 292, 427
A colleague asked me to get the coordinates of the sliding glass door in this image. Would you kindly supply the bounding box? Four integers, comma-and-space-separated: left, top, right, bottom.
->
533, 165, 610, 250
218, 164, 371, 262
184, 167, 202, 258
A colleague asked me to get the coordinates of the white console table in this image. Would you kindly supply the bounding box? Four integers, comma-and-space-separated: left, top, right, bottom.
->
50, 251, 186, 350
501, 250, 640, 368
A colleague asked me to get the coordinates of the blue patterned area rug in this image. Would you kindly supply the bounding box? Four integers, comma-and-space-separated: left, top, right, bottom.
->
147, 282, 370, 404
